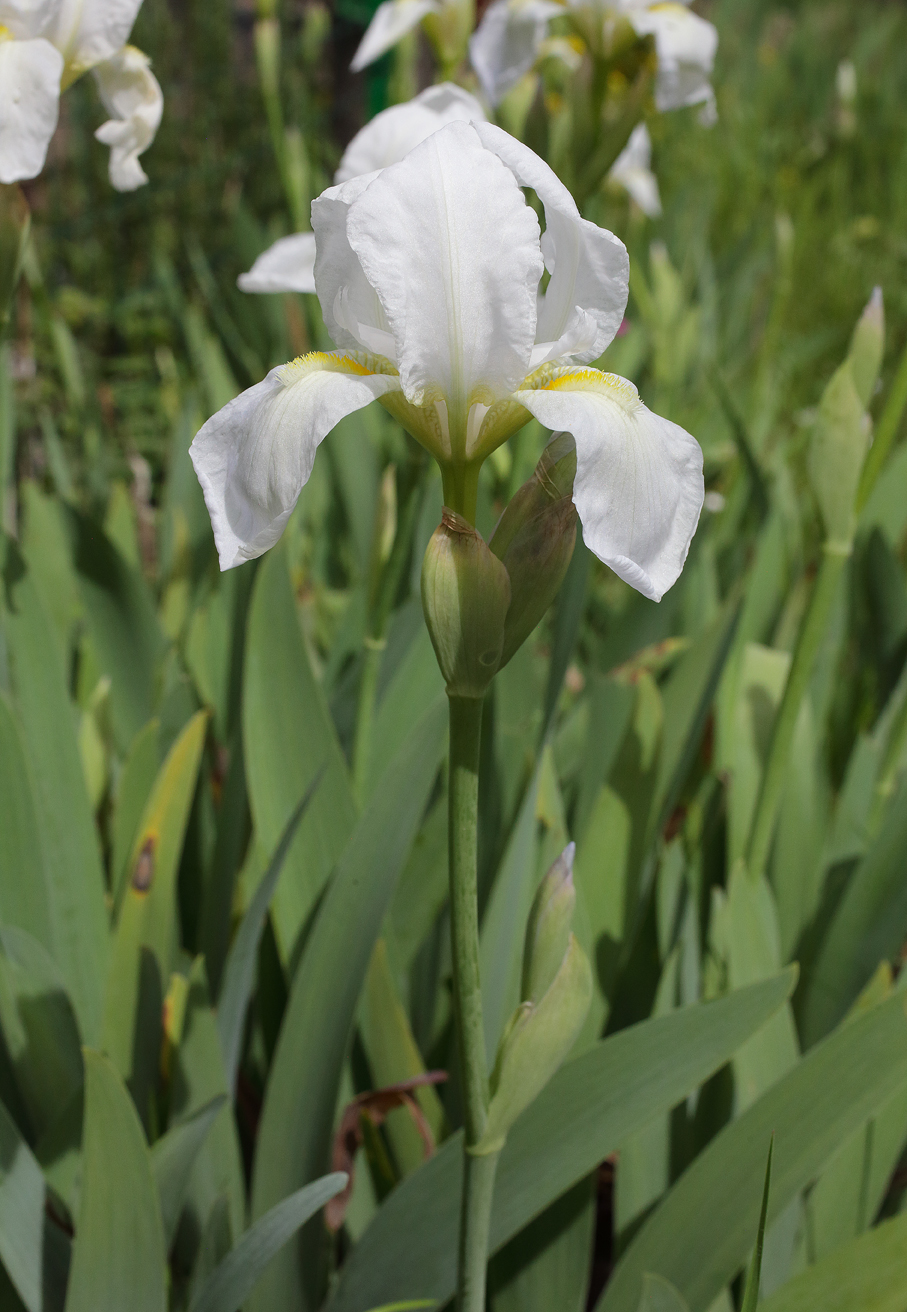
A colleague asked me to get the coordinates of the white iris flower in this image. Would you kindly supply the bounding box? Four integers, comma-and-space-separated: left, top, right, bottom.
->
0, 0, 162, 191
470, 0, 717, 112
608, 122, 660, 215
237, 83, 486, 297
191, 121, 703, 601
350, 0, 473, 74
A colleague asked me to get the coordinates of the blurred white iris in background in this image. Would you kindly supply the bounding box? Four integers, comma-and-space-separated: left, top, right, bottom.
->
0, 0, 163, 191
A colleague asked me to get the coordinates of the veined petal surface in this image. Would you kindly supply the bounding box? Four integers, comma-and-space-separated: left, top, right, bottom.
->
345, 120, 543, 417
0, 36, 62, 183
335, 82, 485, 184
47, 0, 144, 80
514, 365, 703, 600
629, 2, 717, 112
469, 0, 560, 105
475, 120, 628, 366
350, 0, 437, 71
238, 232, 317, 295
190, 353, 401, 570
92, 44, 162, 190
312, 172, 399, 360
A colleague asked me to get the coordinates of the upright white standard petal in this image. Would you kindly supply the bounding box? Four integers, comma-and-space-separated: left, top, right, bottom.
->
345, 121, 543, 416
0, 36, 63, 183
350, 0, 437, 72
239, 84, 486, 297
190, 352, 401, 569
92, 44, 162, 190
335, 83, 485, 184
608, 122, 661, 216
469, 0, 560, 105
628, 2, 717, 113
238, 233, 317, 295
312, 171, 399, 361
47, 0, 144, 80
514, 366, 703, 599
474, 121, 628, 366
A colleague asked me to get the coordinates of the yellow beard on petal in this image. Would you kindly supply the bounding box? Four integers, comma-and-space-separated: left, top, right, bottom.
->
519, 362, 642, 412
277, 350, 399, 385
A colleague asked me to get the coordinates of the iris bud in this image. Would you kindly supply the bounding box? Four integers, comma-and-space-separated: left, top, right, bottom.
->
521, 842, 577, 1004
490, 433, 578, 668
809, 360, 871, 553
421, 509, 511, 699
475, 931, 592, 1155
847, 286, 884, 409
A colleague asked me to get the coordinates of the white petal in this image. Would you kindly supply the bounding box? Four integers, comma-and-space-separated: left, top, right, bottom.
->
469, 0, 559, 105
474, 120, 628, 365
92, 45, 162, 190
190, 353, 401, 570
0, 0, 58, 39
334, 82, 486, 184
238, 232, 317, 294
345, 121, 543, 417
47, 0, 144, 79
312, 171, 397, 357
350, 0, 437, 72
608, 122, 661, 216
629, 3, 717, 112
0, 38, 62, 184
514, 366, 703, 600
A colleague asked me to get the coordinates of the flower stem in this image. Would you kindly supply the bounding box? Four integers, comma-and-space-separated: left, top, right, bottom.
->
441, 462, 482, 526
448, 693, 497, 1311
745, 544, 848, 879
458, 1149, 501, 1311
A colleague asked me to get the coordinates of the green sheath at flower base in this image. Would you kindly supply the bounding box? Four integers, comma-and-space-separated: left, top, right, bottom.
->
421, 510, 511, 699
490, 432, 578, 668
475, 932, 592, 1155
521, 841, 577, 1004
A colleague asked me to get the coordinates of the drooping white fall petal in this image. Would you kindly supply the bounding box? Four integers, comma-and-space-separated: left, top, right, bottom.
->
608, 122, 661, 216
238, 233, 318, 294
469, 0, 562, 105
93, 44, 162, 190
191, 354, 401, 570
0, 37, 63, 183
627, 1, 717, 114
239, 84, 485, 297
515, 366, 703, 600
350, 0, 437, 72
194, 121, 703, 596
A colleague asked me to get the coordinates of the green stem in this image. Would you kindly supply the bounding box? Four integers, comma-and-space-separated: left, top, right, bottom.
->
448, 694, 494, 1311
441, 462, 481, 526
746, 545, 848, 879
458, 1150, 501, 1312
